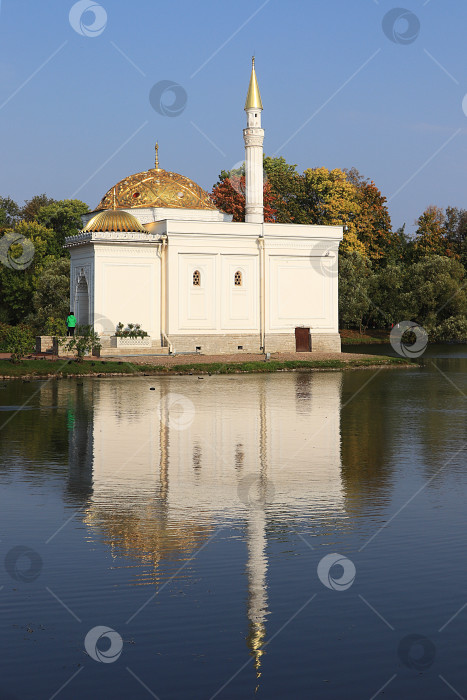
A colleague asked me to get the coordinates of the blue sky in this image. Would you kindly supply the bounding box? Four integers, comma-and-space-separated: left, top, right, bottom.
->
0, 0, 466, 233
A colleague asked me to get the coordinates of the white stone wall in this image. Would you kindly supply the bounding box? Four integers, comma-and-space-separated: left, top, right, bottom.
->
93, 243, 161, 338
67, 219, 343, 353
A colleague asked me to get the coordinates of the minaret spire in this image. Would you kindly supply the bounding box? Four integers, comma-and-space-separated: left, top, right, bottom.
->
243, 57, 264, 223
245, 56, 263, 110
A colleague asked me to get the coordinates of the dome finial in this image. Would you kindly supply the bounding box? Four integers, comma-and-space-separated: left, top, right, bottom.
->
155, 141, 160, 170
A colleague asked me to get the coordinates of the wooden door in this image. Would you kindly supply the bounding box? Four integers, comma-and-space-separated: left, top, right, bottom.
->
295, 327, 310, 352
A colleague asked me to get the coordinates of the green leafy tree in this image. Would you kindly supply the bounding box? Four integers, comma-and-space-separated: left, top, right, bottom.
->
32, 257, 70, 332
403, 255, 467, 330
0, 221, 58, 323
338, 252, 372, 331
36, 199, 89, 249
444, 206, 467, 264
263, 156, 304, 223
21, 194, 56, 222
367, 264, 409, 328
0, 196, 21, 229
413, 206, 448, 259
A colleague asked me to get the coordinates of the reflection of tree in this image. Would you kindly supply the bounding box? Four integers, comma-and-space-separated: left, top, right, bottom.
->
341, 363, 466, 507
411, 360, 467, 482
340, 371, 395, 510
0, 380, 68, 472
66, 382, 94, 504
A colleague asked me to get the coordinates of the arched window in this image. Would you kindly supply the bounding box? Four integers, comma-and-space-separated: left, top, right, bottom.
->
193, 270, 201, 286
234, 270, 242, 287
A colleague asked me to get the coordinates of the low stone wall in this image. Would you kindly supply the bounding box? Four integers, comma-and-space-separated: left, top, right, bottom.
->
35, 336, 54, 353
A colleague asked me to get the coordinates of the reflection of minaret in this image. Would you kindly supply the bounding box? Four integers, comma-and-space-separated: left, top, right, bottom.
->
246, 380, 269, 684
159, 390, 169, 502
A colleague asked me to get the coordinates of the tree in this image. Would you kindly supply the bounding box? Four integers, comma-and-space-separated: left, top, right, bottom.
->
354, 180, 393, 262
211, 175, 277, 222
403, 255, 467, 330
263, 156, 304, 223
338, 252, 372, 331
21, 194, 56, 222
32, 257, 70, 332
36, 199, 89, 249
302, 167, 366, 255
0, 196, 21, 229
444, 206, 467, 263
0, 221, 59, 324
367, 264, 410, 328
413, 206, 448, 259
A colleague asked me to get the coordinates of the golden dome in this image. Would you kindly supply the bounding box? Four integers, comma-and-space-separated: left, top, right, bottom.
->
83, 209, 148, 233
94, 145, 217, 212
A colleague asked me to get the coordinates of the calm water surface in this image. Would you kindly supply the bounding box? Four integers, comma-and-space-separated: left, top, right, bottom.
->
0, 350, 466, 699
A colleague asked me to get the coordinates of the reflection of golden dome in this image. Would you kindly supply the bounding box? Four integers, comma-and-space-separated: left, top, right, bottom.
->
95, 167, 217, 212
84, 504, 213, 585
83, 209, 148, 233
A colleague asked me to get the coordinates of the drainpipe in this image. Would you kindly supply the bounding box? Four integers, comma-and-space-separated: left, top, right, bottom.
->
160, 235, 168, 347
259, 225, 266, 352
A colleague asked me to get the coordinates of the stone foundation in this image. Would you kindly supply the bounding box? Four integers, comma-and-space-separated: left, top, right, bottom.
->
169, 334, 261, 354
264, 334, 296, 353
310, 333, 342, 353
168, 332, 341, 354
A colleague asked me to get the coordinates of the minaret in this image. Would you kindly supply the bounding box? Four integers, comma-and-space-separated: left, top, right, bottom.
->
243, 57, 264, 224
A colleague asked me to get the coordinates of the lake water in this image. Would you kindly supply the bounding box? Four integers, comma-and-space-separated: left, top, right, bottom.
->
0, 349, 466, 699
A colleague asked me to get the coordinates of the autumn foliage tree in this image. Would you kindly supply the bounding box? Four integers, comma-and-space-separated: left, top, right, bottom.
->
413, 206, 448, 259
211, 174, 277, 222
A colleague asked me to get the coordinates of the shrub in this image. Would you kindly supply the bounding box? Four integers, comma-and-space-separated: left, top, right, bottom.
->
430, 316, 467, 343
59, 325, 101, 362
44, 316, 67, 336
2, 324, 35, 362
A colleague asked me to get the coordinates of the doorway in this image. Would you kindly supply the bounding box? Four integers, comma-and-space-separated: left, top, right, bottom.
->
75, 275, 89, 326
295, 327, 310, 352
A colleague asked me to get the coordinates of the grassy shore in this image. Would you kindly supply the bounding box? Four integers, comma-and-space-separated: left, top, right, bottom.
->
340, 329, 390, 345
0, 355, 415, 379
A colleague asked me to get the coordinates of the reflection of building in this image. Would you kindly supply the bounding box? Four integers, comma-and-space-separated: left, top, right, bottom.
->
68, 373, 344, 681
65, 59, 343, 354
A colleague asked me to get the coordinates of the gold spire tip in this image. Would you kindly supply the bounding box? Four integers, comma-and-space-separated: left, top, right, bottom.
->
245, 56, 263, 111
155, 142, 160, 170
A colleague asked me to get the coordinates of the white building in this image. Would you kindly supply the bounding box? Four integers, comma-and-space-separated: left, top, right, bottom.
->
65, 59, 343, 355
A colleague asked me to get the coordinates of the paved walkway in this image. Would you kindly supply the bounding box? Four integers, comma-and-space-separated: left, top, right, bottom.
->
92, 351, 373, 365
1, 351, 378, 365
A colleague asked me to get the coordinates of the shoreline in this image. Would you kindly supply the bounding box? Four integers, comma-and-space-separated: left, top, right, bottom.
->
0, 353, 417, 380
